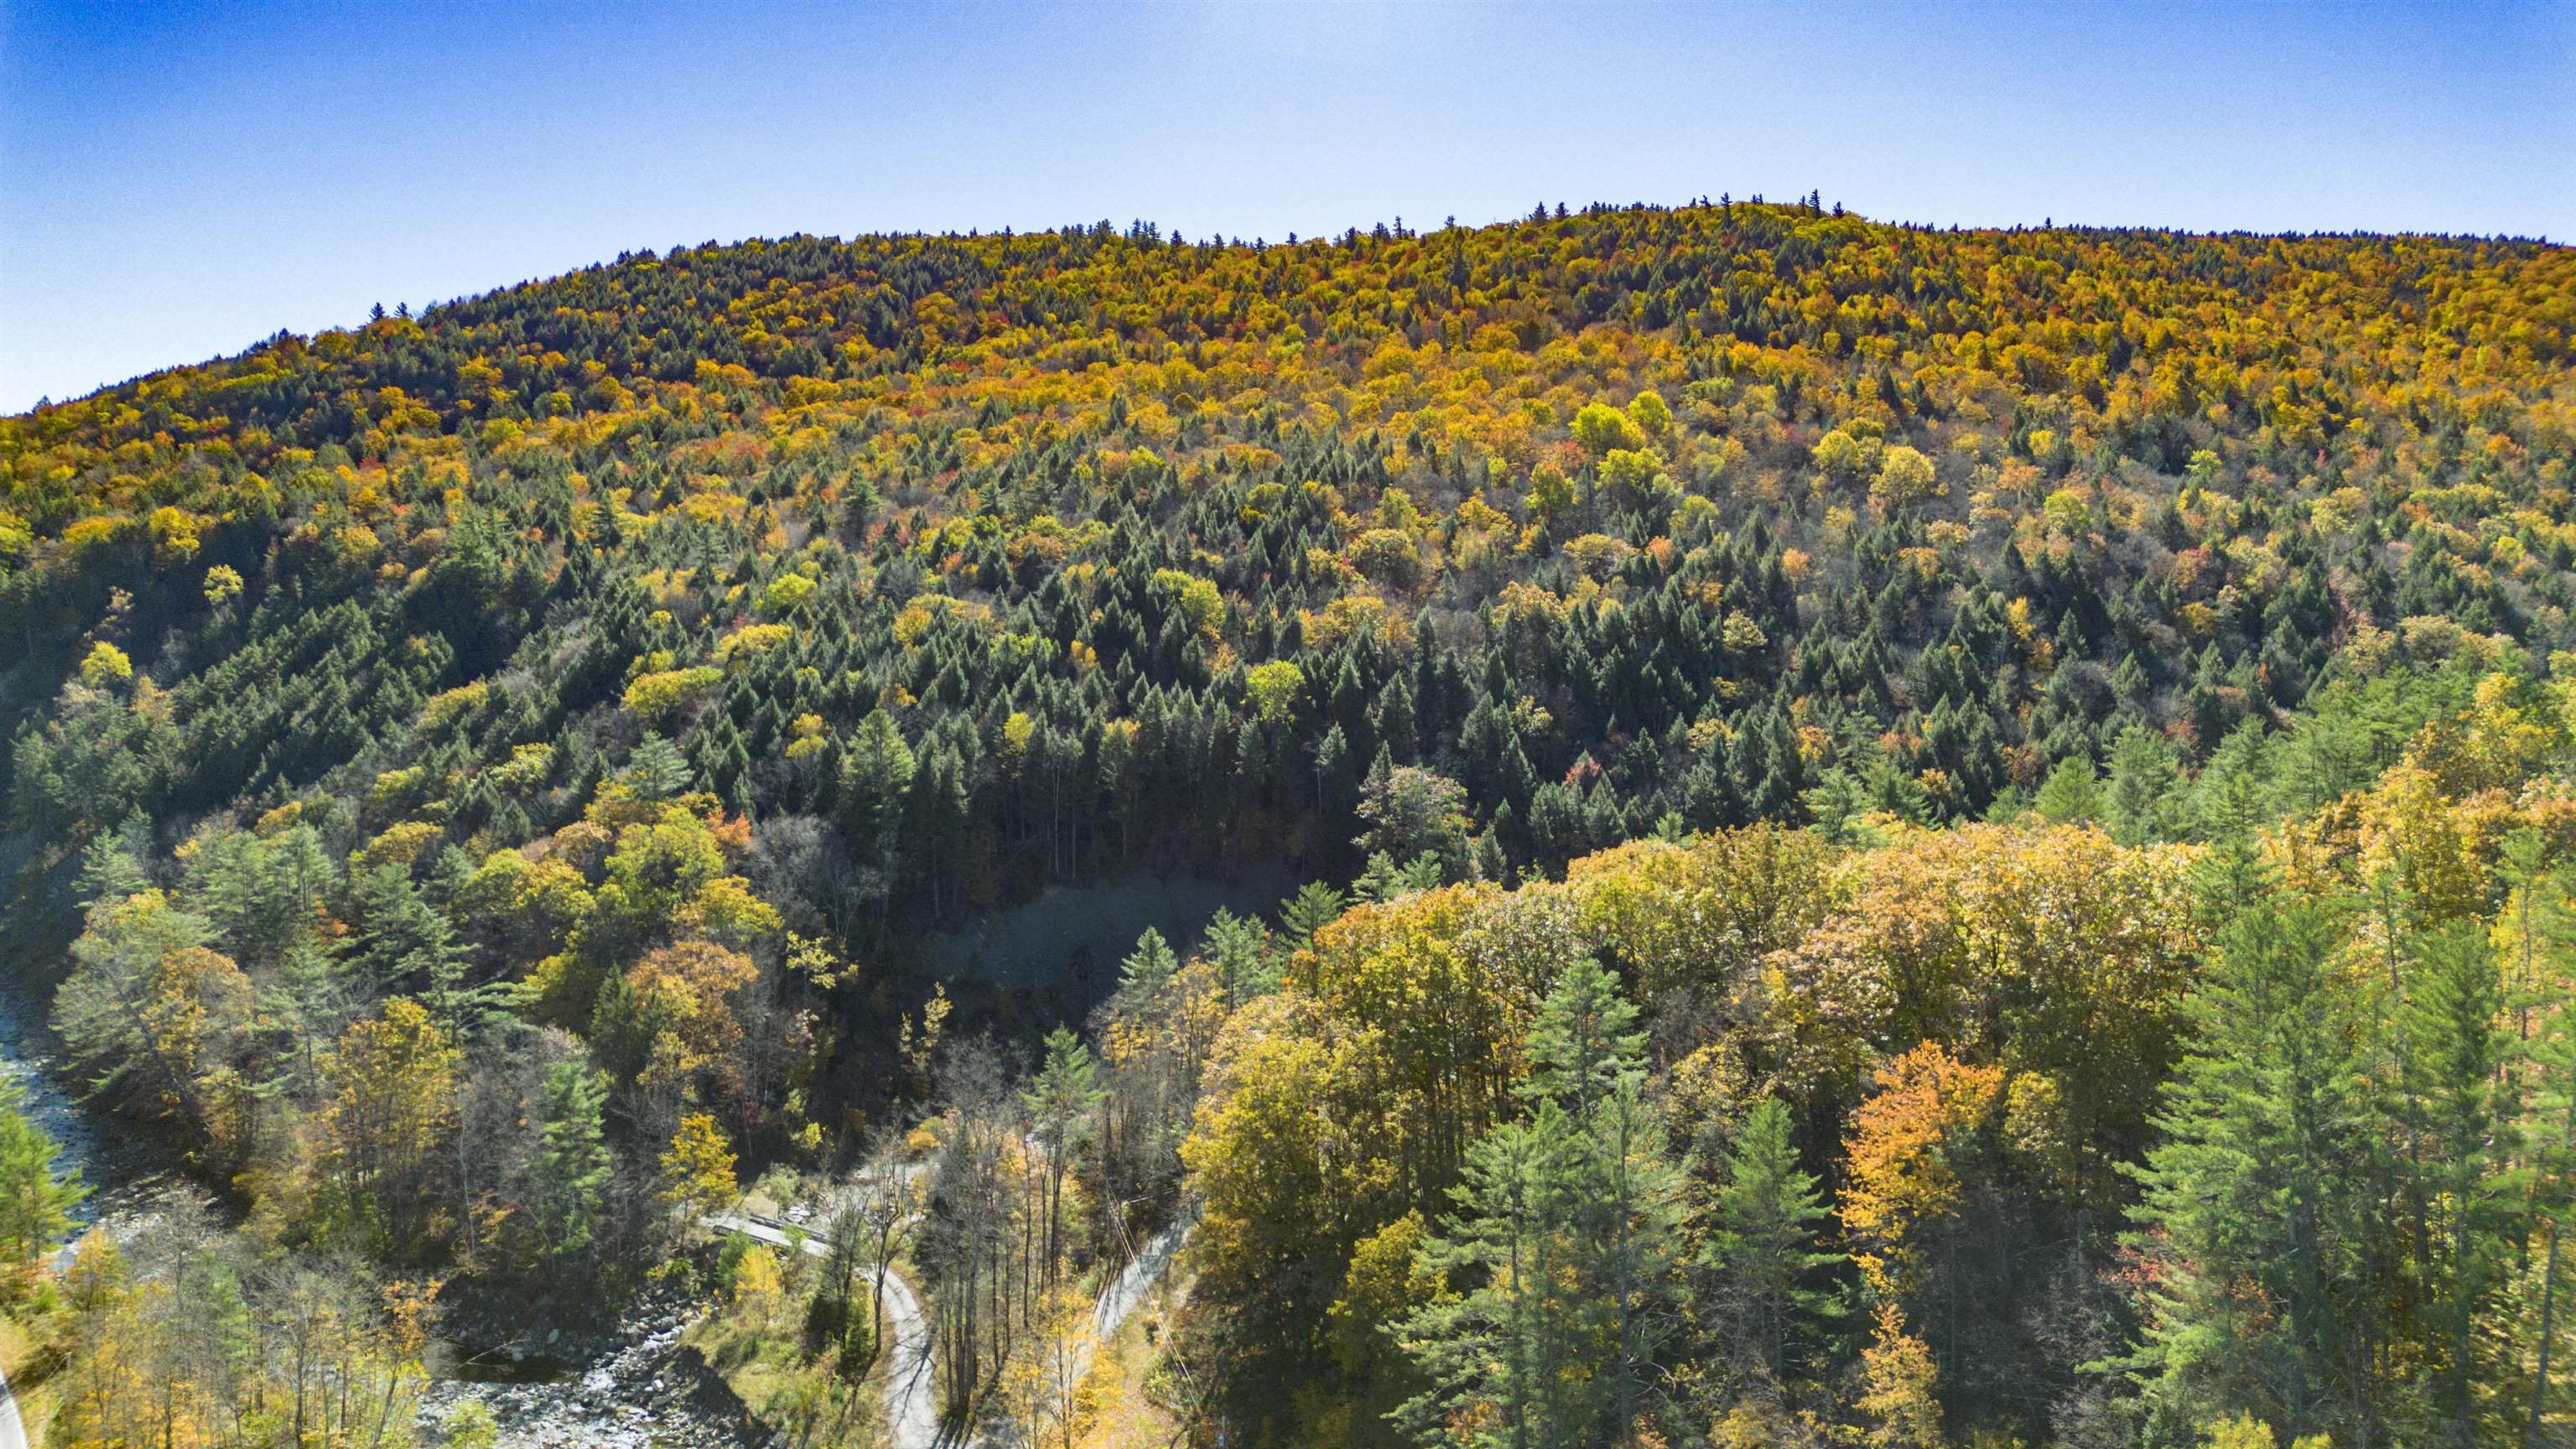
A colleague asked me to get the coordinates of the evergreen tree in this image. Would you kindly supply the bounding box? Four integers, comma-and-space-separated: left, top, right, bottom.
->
2104, 724, 2182, 844
2189, 722, 2274, 843
191, 823, 333, 971
1025, 1026, 1104, 1282
1200, 907, 1277, 1005
2034, 756, 2104, 824
2397, 926, 2513, 1441
73, 816, 148, 908
2123, 839, 2381, 1445
1803, 766, 1874, 844
527, 1060, 612, 1266
1119, 927, 1178, 1000
1395, 1108, 1588, 1449
1704, 1096, 1840, 1388
1400, 958, 1685, 1445
0, 1075, 85, 1301
1279, 881, 1345, 954
349, 863, 468, 997
252, 939, 366, 1099
2519, 954, 2576, 1449
626, 732, 695, 800
840, 708, 917, 911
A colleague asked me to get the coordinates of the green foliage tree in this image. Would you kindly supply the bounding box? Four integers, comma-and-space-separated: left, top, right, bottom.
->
0, 1075, 84, 1305
2123, 839, 2381, 1444
1398, 957, 1685, 1446
1704, 1097, 1839, 1388
527, 1059, 612, 1266
2033, 756, 2103, 824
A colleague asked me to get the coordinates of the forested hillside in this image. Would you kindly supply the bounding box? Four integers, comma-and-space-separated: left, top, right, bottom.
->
2, 200, 2573, 1449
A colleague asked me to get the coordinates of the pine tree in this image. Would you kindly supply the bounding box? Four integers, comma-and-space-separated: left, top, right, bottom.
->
0, 1074, 85, 1302
2034, 756, 2104, 824
1803, 766, 1875, 844
527, 1061, 611, 1265
2398, 926, 2512, 1441
1395, 957, 1692, 1446
1706, 1096, 1840, 1388
1025, 1026, 1104, 1282
1279, 881, 1345, 954
626, 732, 694, 800
2123, 840, 2380, 1444
73, 816, 148, 908
1199, 907, 1276, 1005
1499, 955, 1683, 1440
840, 708, 917, 913
2104, 724, 2182, 845
1118, 927, 1178, 1000
349, 864, 468, 997
1395, 1107, 1587, 1449
2189, 722, 2274, 843
2520, 962, 2576, 1448
252, 939, 364, 1100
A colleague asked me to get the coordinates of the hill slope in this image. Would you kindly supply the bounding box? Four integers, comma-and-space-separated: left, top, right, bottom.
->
5, 203, 2569, 912
3, 201, 2576, 1446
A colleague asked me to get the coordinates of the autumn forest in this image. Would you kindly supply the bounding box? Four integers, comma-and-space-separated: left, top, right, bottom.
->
2, 196, 2573, 1449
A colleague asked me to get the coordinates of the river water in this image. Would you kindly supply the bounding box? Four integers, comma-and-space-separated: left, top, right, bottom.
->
0, 975, 750, 1446
0, 977, 166, 1263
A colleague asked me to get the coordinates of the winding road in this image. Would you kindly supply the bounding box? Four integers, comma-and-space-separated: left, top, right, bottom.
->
702, 1211, 939, 1446
703, 1210, 1190, 1449
0, 1359, 26, 1449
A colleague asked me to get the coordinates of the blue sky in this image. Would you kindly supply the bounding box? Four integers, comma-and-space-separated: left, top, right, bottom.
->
3, 0, 2569, 414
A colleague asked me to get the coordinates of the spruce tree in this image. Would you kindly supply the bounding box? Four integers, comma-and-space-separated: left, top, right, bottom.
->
0, 1075, 84, 1301
2123, 837, 2379, 1444
2398, 926, 2513, 1441
2034, 756, 2104, 824
1705, 1096, 1840, 1388
528, 1061, 612, 1265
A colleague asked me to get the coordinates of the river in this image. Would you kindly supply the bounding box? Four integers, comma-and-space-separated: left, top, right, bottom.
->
0, 974, 173, 1265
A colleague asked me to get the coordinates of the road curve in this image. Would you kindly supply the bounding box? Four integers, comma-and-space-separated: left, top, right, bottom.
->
0, 1358, 26, 1449
702, 1213, 942, 1449
703, 1211, 1192, 1449
874, 1259, 940, 1449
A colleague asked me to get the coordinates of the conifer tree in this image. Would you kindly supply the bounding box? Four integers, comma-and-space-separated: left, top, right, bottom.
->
1199, 907, 1276, 1005
2397, 926, 2512, 1440
2034, 756, 2104, 824
1396, 1109, 1584, 1449
0, 1075, 85, 1302
1705, 1096, 1840, 1388
1025, 1026, 1104, 1282
349, 864, 468, 998
1119, 927, 1178, 1000
2123, 834, 2380, 1444
2104, 724, 2183, 844
1400, 958, 1684, 1446
626, 732, 695, 800
527, 1060, 611, 1265
1279, 881, 1345, 954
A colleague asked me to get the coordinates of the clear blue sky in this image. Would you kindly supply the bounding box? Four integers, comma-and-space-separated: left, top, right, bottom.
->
3, 0, 2569, 414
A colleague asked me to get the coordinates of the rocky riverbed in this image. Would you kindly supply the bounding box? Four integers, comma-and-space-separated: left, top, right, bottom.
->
418, 1285, 756, 1449
0, 976, 761, 1449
